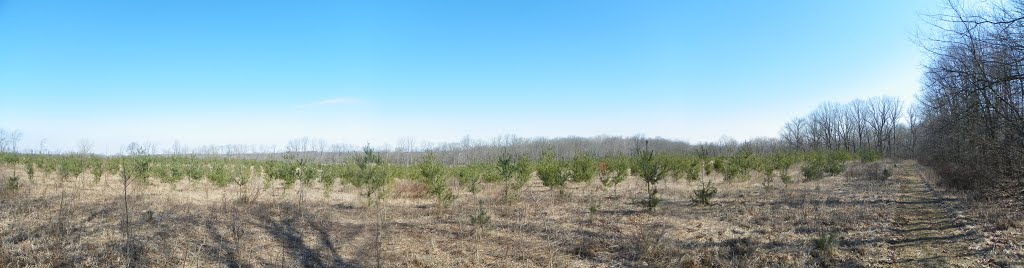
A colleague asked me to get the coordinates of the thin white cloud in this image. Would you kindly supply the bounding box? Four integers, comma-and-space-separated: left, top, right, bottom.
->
301, 97, 362, 108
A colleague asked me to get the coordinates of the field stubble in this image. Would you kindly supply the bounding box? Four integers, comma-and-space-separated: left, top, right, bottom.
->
1, 160, 1018, 267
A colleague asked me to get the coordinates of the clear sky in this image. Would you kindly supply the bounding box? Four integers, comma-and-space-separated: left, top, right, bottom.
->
0, 0, 942, 154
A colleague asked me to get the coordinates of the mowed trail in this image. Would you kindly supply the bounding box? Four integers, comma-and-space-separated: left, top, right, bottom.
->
879, 161, 989, 267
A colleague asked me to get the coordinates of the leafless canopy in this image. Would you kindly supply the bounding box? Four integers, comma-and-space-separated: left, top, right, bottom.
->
916, 0, 1024, 195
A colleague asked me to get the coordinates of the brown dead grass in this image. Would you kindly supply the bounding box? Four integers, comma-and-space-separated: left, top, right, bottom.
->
0, 160, 1015, 267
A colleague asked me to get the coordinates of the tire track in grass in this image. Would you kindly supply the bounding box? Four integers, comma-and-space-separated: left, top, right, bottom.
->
880, 161, 988, 267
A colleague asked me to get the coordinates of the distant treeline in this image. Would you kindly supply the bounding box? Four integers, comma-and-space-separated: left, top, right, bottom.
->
170, 135, 785, 166
0, 131, 781, 165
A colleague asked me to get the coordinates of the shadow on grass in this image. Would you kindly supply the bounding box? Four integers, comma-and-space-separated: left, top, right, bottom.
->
254, 202, 360, 268
203, 219, 240, 268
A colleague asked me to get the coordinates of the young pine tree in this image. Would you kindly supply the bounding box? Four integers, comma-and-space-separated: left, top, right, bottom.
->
497, 149, 531, 203
536, 150, 568, 194
569, 151, 597, 184
417, 152, 454, 207
633, 140, 667, 211
119, 143, 151, 266
354, 145, 392, 207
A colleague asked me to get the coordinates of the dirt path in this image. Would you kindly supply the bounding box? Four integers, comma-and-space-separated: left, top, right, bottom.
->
880, 161, 989, 267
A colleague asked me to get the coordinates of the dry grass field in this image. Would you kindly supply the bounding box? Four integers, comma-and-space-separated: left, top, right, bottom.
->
1, 160, 1021, 267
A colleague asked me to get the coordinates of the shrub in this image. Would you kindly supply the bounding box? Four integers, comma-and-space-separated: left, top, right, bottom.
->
497, 149, 531, 203
417, 152, 454, 207
184, 161, 203, 182
856, 149, 882, 163
208, 164, 230, 187
823, 160, 844, 175
684, 160, 702, 181
118, 143, 151, 264
169, 164, 185, 183
597, 161, 612, 187
725, 237, 758, 258
5, 176, 18, 192
843, 162, 891, 181
633, 141, 667, 211
771, 152, 796, 172
712, 157, 725, 174
469, 201, 491, 237
227, 164, 259, 202
296, 161, 318, 186
780, 172, 793, 185
802, 163, 825, 181
656, 155, 682, 181
89, 160, 104, 182
813, 231, 840, 259
106, 160, 121, 177
26, 162, 35, 181
801, 152, 847, 181
691, 180, 717, 205
354, 145, 393, 207
454, 164, 484, 194
773, 153, 795, 186
57, 158, 85, 183
155, 164, 182, 184
319, 164, 341, 194
469, 201, 491, 227
0, 153, 16, 166
119, 155, 151, 186
41, 160, 57, 175
588, 200, 600, 214
599, 156, 630, 190
231, 164, 252, 186
720, 161, 737, 181
536, 150, 569, 193
267, 161, 298, 188
478, 163, 503, 183
569, 151, 597, 183
719, 157, 751, 182
760, 167, 774, 191
823, 151, 851, 174
151, 164, 168, 182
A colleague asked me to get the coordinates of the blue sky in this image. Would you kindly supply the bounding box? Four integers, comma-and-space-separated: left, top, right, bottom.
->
0, 0, 941, 153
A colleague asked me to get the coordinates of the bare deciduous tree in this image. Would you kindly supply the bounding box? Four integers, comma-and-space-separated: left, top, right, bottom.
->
76, 139, 94, 155
915, 0, 1024, 195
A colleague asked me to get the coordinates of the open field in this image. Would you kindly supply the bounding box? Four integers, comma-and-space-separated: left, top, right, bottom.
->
1, 160, 1021, 267
5, 0, 1024, 267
